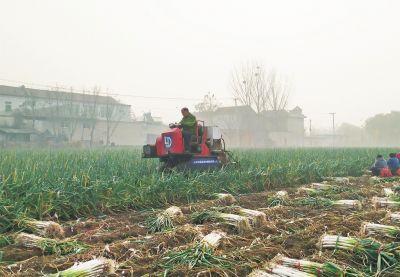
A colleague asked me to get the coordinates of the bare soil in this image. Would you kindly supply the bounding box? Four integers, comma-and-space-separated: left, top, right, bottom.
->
1, 175, 398, 276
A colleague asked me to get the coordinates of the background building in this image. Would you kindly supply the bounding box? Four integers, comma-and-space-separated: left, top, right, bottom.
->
0, 85, 166, 146
195, 105, 305, 147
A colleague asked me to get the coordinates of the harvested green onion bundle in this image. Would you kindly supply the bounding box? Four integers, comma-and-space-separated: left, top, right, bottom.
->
323, 176, 350, 185
200, 230, 226, 249
332, 200, 362, 210
387, 212, 400, 223
162, 239, 232, 270
297, 186, 319, 196
370, 176, 400, 184
238, 208, 267, 227
267, 191, 290, 207
264, 263, 314, 277
393, 185, 400, 194
164, 206, 184, 219
16, 218, 64, 238
361, 222, 400, 238
47, 257, 115, 276
275, 190, 288, 199
383, 188, 395, 197
319, 235, 400, 273
296, 197, 359, 210
15, 233, 87, 255
372, 197, 400, 209
295, 197, 333, 208
146, 206, 184, 233
311, 183, 333, 190
271, 254, 362, 276
248, 269, 277, 277
214, 193, 236, 205
192, 211, 252, 233
369, 176, 381, 184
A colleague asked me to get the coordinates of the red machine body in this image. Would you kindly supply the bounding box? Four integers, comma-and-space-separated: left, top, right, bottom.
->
155, 127, 210, 157
142, 121, 227, 170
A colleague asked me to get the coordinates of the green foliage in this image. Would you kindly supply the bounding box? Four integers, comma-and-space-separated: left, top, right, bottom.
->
162, 243, 232, 271
37, 239, 87, 255
294, 197, 333, 208
191, 211, 220, 224
0, 235, 13, 248
146, 212, 175, 233
266, 196, 289, 207
0, 147, 395, 232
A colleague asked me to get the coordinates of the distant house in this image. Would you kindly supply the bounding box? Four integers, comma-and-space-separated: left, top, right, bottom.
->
195, 106, 263, 147
0, 127, 37, 146
262, 106, 306, 147
195, 105, 305, 147
0, 85, 166, 146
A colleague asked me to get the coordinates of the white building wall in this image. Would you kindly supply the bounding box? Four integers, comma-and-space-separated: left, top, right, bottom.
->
0, 95, 131, 122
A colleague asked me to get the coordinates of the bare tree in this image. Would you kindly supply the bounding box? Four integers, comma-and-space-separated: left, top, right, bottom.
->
231, 62, 290, 112
263, 69, 290, 111
88, 86, 100, 147
195, 92, 220, 113
63, 87, 80, 142
231, 62, 258, 109
19, 86, 37, 128
104, 94, 123, 146
46, 86, 64, 137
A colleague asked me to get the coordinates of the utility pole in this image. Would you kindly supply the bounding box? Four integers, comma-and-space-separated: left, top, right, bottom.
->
309, 119, 312, 136
329, 112, 336, 147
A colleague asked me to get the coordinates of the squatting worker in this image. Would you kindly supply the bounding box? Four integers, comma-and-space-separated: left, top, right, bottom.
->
180, 107, 197, 152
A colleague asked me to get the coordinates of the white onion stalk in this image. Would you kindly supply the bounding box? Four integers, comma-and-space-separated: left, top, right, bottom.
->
372, 197, 400, 209
164, 206, 184, 220
275, 191, 288, 199
218, 213, 252, 233
15, 233, 86, 255
47, 258, 116, 276
383, 188, 395, 197
297, 187, 318, 195
214, 193, 236, 205
319, 235, 359, 251
264, 263, 314, 277
310, 183, 332, 190
271, 254, 361, 276
361, 222, 400, 238
248, 269, 278, 277
238, 208, 267, 227
18, 219, 64, 238
332, 200, 362, 210
200, 230, 226, 249
323, 177, 350, 185
271, 254, 322, 273
369, 176, 381, 184
387, 212, 400, 223
319, 234, 400, 272
15, 233, 49, 249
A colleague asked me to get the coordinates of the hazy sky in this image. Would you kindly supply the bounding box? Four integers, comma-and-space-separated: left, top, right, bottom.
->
1, 0, 399, 128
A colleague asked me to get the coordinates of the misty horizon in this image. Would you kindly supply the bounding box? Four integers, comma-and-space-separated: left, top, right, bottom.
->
1, 0, 399, 129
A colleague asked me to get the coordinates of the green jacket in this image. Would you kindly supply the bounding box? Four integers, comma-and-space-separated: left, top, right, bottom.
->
180, 113, 197, 134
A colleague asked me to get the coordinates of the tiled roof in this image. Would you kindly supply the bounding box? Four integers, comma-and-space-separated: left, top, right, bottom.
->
0, 85, 129, 106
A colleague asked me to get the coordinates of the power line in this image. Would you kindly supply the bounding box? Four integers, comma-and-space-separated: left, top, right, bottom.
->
0, 77, 232, 102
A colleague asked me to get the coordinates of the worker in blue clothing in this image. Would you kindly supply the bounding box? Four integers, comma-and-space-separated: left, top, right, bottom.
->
387, 153, 400, 175
370, 154, 388, 176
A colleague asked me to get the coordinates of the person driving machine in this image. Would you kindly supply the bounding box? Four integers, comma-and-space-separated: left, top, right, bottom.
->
169, 107, 197, 153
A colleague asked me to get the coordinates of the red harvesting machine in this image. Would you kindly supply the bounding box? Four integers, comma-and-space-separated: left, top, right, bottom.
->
142, 121, 229, 170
